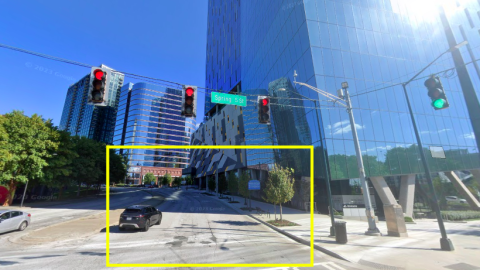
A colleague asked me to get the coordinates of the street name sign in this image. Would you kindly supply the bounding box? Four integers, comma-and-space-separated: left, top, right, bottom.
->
211, 92, 247, 107
248, 180, 261, 190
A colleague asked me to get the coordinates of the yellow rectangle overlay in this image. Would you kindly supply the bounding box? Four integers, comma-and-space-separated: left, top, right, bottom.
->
106, 145, 314, 268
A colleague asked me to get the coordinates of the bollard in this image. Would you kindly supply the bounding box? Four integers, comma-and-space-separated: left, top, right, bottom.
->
335, 221, 348, 244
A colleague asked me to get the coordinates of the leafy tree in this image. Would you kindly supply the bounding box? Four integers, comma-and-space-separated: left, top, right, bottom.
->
110, 150, 128, 185
70, 136, 104, 197
238, 171, 250, 204
218, 174, 227, 194
185, 175, 193, 186
40, 128, 77, 199
162, 173, 172, 187
264, 165, 295, 221
0, 111, 59, 206
143, 173, 156, 185
173, 177, 182, 189
227, 172, 239, 195
208, 177, 216, 193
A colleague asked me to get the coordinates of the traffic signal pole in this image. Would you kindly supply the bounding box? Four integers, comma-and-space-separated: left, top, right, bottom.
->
343, 88, 381, 236
401, 83, 453, 251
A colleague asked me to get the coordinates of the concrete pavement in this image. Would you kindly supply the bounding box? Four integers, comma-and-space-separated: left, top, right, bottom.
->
0, 187, 366, 270
205, 190, 480, 270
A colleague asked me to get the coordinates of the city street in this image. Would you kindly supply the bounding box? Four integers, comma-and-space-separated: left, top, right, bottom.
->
0, 188, 361, 270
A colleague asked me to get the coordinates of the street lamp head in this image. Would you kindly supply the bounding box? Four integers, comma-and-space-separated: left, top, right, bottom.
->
341, 82, 349, 89
277, 88, 286, 91
450, 40, 468, 51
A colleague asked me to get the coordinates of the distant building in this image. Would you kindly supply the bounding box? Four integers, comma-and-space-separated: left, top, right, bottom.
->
113, 82, 196, 185
59, 64, 124, 144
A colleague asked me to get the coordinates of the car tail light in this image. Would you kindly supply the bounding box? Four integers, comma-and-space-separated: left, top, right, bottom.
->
28, 214, 31, 217
138, 215, 144, 218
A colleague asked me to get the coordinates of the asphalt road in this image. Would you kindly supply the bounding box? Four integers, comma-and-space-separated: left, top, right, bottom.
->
0, 188, 150, 240
0, 188, 365, 270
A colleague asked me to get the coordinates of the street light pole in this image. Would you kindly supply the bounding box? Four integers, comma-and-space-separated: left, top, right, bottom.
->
277, 86, 336, 236
342, 85, 380, 236
399, 41, 467, 251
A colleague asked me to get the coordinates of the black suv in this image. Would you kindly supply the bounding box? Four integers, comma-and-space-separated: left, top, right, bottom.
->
118, 205, 162, 232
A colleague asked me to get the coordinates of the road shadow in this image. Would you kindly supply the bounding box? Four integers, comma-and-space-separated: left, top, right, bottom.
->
213, 220, 260, 226
20, 255, 65, 260
100, 225, 142, 234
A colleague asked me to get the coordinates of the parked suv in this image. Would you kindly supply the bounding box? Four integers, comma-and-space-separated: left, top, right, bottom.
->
118, 205, 162, 232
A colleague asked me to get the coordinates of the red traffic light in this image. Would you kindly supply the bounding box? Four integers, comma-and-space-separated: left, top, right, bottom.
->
186, 88, 194, 97
94, 69, 104, 80
262, 99, 268, 106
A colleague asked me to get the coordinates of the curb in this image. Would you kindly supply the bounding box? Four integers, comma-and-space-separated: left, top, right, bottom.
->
206, 193, 350, 262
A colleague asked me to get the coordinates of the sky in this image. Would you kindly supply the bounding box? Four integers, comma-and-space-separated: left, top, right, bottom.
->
0, 0, 208, 126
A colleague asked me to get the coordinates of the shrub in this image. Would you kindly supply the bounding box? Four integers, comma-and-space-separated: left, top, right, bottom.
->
441, 211, 480, 221
404, 216, 413, 222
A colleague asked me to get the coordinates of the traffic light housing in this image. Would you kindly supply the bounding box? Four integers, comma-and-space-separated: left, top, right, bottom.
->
424, 76, 449, 110
182, 85, 197, 117
88, 67, 109, 106
257, 96, 271, 124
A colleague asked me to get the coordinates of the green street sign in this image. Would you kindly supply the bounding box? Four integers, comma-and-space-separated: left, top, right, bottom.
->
211, 92, 247, 107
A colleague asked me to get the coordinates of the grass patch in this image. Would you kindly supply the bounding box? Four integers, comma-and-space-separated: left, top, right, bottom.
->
267, 219, 300, 227
404, 216, 414, 222
441, 211, 480, 221
228, 201, 240, 203
201, 192, 215, 196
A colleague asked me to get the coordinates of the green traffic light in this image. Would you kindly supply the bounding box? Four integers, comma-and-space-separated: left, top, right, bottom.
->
433, 99, 445, 109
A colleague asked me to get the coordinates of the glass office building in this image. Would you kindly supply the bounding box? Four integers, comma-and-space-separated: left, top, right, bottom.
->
204, 0, 480, 213
59, 65, 124, 144
113, 82, 196, 184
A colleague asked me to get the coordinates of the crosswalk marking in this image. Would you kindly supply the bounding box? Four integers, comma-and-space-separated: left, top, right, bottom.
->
260, 262, 346, 270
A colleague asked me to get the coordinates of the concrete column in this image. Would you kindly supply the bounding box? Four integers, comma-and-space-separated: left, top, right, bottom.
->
370, 176, 397, 205
444, 171, 480, 210
371, 176, 408, 237
215, 170, 219, 194
471, 169, 480, 187
399, 174, 416, 218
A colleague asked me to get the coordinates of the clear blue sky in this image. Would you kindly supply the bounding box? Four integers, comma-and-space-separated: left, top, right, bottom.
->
0, 0, 207, 125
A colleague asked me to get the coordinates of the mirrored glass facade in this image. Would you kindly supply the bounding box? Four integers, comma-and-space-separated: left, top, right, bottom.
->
113, 82, 196, 183
205, 0, 480, 182
59, 66, 124, 144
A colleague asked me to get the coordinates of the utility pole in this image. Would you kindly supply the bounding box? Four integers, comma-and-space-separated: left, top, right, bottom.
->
340, 83, 380, 236
292, 73, 380, 236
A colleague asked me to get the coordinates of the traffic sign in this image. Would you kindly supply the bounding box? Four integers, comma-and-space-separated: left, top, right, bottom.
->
248, 180, 260, 190
211, 92, 247, 107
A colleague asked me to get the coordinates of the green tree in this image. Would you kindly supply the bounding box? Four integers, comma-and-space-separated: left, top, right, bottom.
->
218, 174, 227, 195
143, 173, 156, 185
185, 175, 193, 186
162, 173, 172, 187
40, 128, 77, 199
173, 177, 182, 189
0, 111, 59, 206
208, 177, 216, 193
264, 165, 295, 221
109, 150, 128, 185
238, 171, 250, 205
70, 136, 104, 197
227, 172, 239, 196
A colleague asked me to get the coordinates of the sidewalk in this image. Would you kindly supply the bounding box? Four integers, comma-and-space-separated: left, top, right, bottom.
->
197, 190, 480, 270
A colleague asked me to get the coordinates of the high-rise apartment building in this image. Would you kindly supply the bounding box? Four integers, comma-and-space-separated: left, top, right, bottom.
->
191, 0, 480, 216
59, 64, 124, 144
113, 82, 196, 185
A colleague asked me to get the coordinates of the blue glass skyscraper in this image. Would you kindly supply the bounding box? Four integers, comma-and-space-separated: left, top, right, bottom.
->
59, 64, 124, 144
204, 0, 480, 214
113, 82, 196, 184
